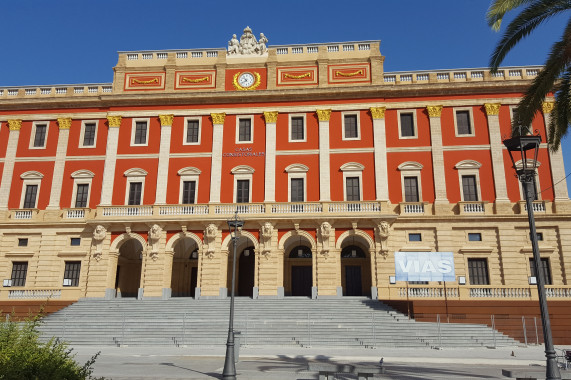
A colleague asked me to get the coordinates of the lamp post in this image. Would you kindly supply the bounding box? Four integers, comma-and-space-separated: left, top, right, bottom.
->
222, 211, 243, 380
503, 132, 561, 380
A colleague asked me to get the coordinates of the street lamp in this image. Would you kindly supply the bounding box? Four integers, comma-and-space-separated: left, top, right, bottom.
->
503, 132, 561, 380
222, 211, 243, 380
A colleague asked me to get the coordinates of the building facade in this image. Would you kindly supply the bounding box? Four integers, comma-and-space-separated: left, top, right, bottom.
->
0, 28, 570, 304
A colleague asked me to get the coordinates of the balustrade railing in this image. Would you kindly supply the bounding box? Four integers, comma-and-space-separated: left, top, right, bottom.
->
12, 209, 34, 219
401, 202, 424, 214
271, 203, 322, 214
461, 201, 485, 213
101, 206, 153, 217
523, 201, 546, 213
469, 287, 531, 298
8, 289, 61, 299
545, 287, 571, 298
399, 286, 459, 298
215, 204, 265, 215
328, 202, 381, 213
65, 208, 86, 219
158, 205, 208, 215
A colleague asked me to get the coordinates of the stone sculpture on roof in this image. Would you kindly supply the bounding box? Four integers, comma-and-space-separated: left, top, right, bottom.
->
228, 26, 268, 55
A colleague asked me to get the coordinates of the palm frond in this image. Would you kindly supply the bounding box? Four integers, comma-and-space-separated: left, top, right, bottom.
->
489, 0, 571, 70
487, 0, 534, 30
548, 68, 571, 150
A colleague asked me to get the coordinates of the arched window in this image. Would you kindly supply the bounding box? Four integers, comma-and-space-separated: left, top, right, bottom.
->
341, 245, 366, 258
289, 245, 312, 258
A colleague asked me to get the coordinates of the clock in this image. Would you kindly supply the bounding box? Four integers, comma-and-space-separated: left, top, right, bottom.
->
233, 71, 261, 90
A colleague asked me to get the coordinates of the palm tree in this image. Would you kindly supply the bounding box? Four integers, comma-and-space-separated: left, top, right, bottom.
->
487, 0, 571, 150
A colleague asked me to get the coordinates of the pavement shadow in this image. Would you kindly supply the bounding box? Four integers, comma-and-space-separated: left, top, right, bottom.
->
384, 363, 499, 379
159, 362, 221, 379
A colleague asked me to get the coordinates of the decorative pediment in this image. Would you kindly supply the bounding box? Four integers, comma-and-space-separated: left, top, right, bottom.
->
124, 168, 148, 177
340, 162, 365, 172
231, 165, 255, 174
398, 161, 423, 171
455, 160, 482, 169
285, 164, 309, 173
71, 169, 95, 179
515, 159, 541, 169
177, 167, 202, 176
20, 171, 44, 180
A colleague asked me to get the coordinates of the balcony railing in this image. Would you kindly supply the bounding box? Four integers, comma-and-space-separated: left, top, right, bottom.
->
459, 201, 486, 214
158, 205, 209, 215
401, 202, 425, 214
271, 203, 323, 214
64, 208, 87, 219
101, 206, 153, 217
469, 287, 531, 298
10, 209, 37, 220
328, 202, 381, 213
215, 203, 265, 215
523, 200, 546, 213
8, 289, 61, 299
389, 285, 571, 301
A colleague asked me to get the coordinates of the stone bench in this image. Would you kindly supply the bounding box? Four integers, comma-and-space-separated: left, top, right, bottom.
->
308, 362, 384, 380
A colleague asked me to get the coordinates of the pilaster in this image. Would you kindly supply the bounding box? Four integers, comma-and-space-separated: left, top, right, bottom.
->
317, 109, 331, 201
0, 119, 22, 210
209, 113, 225, 203
263, 111, 278, 202
370, 107, 389, 208
100, 116, 122, 205
426, 105, 450, 214
47, 118, 72, 212
155, 115, 173, 205
484, 103, 511, 213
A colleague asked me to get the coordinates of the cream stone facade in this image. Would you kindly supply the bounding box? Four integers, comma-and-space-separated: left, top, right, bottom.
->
0, 29, 570, 306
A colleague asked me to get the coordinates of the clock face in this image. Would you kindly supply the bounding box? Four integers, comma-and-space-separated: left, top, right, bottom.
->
238, 72, 255, 88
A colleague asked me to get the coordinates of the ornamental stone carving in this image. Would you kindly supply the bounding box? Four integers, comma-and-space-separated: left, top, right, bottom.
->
542, 102, 555, 114
319, 222, 332, 255
370, 107, 386, 119
211, 113, 226, 125
92, 225, 107, 262
376, 221, 391, 258
261, 222, 273, 255
264, 111, 278, 124
316, 109, 332, 122
426, 105, 443, 118
159, 114, 174, 126
7, 119, 22, 131
148, 224, 162, 261
204, 224, 218, 259
228, 26, 268, 55
107, 115, 122, 128
484, 103, 501, 116
57, 118, 72, 129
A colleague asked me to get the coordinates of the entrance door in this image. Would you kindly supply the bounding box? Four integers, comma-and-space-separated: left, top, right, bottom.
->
190, 266, 197, 297
238, 250, 255, 297
345, 265, 362, 296
291, 266, 312, 297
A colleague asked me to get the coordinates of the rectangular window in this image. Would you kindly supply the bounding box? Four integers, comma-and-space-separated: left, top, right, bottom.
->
236, 179, 250, 203
456, 110, 472, 135
182, 181, 196, 204
64, 261, 81, 287
134, 121, 147, 144
33, 124, 47, 147
11, 262, 28, 287
462, 175, 479, 201
23, 185, 38, 209
529, 258, 552, 285
70, 238, 81, 246
83, 123, 96, 146
404, 176, 419, 202
128, 182, 142, 205
408, 233, 422, 242
468, 233, 482, 242
18, 238, 28, 247
75, 184, 89, 208
346, 177, 360, 201
291, 178, 304, 202
344, 114, 358, 139
468, 258, 489, 285
400, 113, 415, 137
291, 117, 304, 141
186, 120, 199, 143
238, 119, 251, 142
535, 232, 544, 241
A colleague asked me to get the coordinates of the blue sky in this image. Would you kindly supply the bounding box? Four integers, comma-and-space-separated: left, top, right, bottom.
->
1, 0, 570, 195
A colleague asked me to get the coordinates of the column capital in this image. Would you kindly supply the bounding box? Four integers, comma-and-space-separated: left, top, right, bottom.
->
426, 105, 443, 118
57, 117, 72, 130
159, 114, 174, 127
211, 113, 226, 125
542, 101, 555, 114
484, 103, 501, 116
7, 119, 22, 131
107, 115, 122, 128
370, 107, 386, 119
316, 109, 331, 122
263, 111, 278, 124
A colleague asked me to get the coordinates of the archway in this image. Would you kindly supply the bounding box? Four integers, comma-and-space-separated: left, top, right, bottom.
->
288, 246, 312, 297
171, 237, 199, 297
237, 246, 255, 297
116, 238, 143, 298
339, 236, 372, 297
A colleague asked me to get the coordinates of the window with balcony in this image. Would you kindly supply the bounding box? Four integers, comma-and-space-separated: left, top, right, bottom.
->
345, 177, 360, 201
291, 178, 304, 202
398, 162, 423, 203
63, 261, 81, 287
74, 184, 89, 208
340, 162, 364, 201
23, 185, 38, 209
285, 163, 308, 203
468, 258, 489, 285
178, 167, 200, 204
20, 171, 44, 209
231, 165, 254, 203
11, 262, 28, 287
71, 170, 94, 209
128, 182, 142, 205
529, 258, 552, 285
455, 160, 482, 202
124, 168, 147, 205
182, 181, 196, 204
404, 177, 419, 202
236, 180, 250, 203
462, 175, 479, 202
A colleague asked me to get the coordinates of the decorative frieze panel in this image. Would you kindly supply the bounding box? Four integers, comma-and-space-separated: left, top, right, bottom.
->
276, 66, 318, 86
328, 64, 370, 84
124, 72, 166, 91
174, 70, 216, 90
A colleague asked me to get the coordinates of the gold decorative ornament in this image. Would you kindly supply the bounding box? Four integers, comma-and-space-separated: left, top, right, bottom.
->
211, 113, 226, 124
7, 119, 22, 131
131, 78, 159, 85
264, 111, 279, 124
284, 72, 312, 79
159, 114, 174, 127
335, 69, 363, 77
107, 116, 122, 128
316, 109, 332, 122
542, 101, 555, 114
484, 103, 501, 116
232, 71, 262, 91
370, 107, 386, 119
57, 118, 72, 129
426, 105, 443, 118
182, 76, 209, 83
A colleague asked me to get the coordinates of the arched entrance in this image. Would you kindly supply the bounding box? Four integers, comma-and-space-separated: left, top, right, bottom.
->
116, 239, 143, 298
237, 246, 255, 297
288, 246, 312, 297
340, 243, 371, 297
171, 238, 199, 297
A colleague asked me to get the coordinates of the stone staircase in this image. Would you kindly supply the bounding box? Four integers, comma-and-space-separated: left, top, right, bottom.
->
37, 297, 518, 348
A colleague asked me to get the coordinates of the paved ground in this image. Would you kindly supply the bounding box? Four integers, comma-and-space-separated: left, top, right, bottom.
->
70, 344, 571, 379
